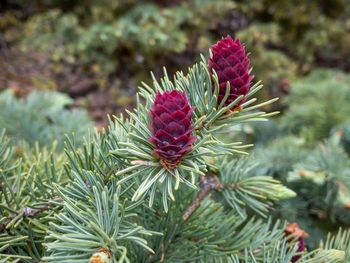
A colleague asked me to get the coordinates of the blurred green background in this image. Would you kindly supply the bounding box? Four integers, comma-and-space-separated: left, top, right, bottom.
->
1, 0, 349, 127
1, 0, 350, 250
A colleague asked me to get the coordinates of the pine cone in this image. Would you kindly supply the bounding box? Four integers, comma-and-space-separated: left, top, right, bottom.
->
285, 223, 309, 262
149, 90, 196, 169
209, 36, 253, 109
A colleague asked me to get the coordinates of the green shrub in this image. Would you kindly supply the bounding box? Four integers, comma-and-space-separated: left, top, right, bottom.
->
281, 69, 350, 143
0, 90, 93, 149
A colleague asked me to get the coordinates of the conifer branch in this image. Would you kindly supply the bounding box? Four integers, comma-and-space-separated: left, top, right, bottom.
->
2, 33, 348, 263
183, 172, 223, 220
0, 196, 62, 232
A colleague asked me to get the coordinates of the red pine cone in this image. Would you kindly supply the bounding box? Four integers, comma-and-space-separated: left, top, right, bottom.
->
285, 223, 309, 263
209, 36, 253, 109
149, 90, 196, 169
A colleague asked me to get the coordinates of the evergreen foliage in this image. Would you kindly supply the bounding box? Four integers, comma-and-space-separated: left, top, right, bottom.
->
2, 0, 349, 124
288, 137, 350, 223
281, 69, 350, 143
1, 37, 350, 262
0, 90, 93, 150
334, 122, 350, 156
1, 1, 350, 261
234, 69, 350, 250
238, 0, 350, 67
19, 0, 233, 73
0, 131, 66, 262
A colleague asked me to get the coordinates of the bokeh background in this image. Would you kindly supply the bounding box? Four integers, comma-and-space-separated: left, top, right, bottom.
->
1, 0, 350, 249
1, 0, 349, 127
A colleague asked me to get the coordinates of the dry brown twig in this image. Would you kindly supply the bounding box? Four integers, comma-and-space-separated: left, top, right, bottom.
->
183, 172, 224, 221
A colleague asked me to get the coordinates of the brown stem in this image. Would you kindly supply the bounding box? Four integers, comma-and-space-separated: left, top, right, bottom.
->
0, 196, 63, 232
160, 243, 165, 262
183, 173, 223, 221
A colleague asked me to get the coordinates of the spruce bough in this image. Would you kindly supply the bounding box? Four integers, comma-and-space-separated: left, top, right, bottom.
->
0, 37, 349, 263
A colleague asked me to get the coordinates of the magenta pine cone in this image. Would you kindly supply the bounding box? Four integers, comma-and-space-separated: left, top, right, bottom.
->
149, 90, 196, 169
285, 223, 308, 262
209, 36, 253, 109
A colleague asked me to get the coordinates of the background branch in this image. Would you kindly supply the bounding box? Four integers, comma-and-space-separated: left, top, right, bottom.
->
0, 196, 63, 232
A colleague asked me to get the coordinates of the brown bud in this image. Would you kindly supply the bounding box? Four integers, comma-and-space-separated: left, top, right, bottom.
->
299, 170, 307, 177
89, 248, 111, 263
285, 223, 309, 238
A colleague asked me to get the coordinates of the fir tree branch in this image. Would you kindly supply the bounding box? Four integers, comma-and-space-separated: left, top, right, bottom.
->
183, 172, 223, 220
0, 196, 62, 232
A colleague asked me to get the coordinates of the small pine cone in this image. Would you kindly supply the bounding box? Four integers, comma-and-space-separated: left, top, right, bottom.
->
149, 90, 196, 169
209, 36, 253, 108
285, 223, 309, 263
